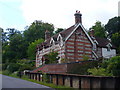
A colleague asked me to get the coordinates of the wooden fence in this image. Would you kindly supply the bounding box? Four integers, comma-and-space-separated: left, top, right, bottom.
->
25, 72, 120, 89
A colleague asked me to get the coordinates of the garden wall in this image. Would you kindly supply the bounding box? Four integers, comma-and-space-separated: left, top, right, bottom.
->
25, 72, 120, 89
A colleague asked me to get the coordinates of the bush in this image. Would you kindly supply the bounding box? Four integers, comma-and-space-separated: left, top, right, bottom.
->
106, 56, 120, 76
88, 56, 120, 76
68, 61, 99, 75
7, 63, 20, 73
2, 70, 11, 75
88, 67, 112, 76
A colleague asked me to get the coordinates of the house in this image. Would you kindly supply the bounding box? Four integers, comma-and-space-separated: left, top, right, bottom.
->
36, 11, 116, 67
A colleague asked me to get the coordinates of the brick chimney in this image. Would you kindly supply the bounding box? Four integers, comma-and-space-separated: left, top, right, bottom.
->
74, 10, 82, 24
89, 29, 95, 39
45, 30, 50, 41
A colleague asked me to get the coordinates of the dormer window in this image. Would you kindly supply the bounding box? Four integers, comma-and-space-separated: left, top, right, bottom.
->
57, 34, 63, 46
106, 43, 112, 51
50, 38, 55, 46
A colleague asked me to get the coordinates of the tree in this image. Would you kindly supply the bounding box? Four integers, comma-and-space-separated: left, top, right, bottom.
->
2, 28, 27, 63
27, 39, 44, 60
90, 21, 106, 38
23, 20, 54, 43
105, 17, 120, 37
54, 28, 64, 34
111, 33, 120, 53
44, 51, 59, 64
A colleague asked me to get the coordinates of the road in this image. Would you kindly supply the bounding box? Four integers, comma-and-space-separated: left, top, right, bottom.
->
2, 74, 54, 89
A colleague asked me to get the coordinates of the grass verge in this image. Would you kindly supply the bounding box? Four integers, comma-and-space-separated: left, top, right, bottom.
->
0, 71, 2, 74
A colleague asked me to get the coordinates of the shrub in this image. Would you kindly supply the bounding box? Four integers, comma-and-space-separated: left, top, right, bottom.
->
7, 63, 20, 73
2, 70, 11, 75
42, 73, 50, 83
87, 67, 112, 76
68, 61, 99, 75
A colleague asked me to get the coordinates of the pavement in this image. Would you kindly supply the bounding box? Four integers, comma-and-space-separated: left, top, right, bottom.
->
1, 74, 54, 90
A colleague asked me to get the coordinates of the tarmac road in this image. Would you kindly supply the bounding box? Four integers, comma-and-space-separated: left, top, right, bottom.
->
2, 74, 54, 89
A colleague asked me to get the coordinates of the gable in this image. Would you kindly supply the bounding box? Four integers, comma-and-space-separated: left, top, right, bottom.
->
65, 23, 94, 45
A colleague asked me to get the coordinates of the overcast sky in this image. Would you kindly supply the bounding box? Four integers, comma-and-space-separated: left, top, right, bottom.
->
0, 0, 119, 31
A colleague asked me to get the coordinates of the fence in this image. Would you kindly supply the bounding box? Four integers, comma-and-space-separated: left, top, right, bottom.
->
25, 72, 120, 89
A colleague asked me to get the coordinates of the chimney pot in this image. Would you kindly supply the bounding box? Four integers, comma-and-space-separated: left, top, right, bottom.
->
74, 10, 82, 24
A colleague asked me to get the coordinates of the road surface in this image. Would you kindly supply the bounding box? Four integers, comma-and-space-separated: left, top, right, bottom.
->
2, 74, 54, 89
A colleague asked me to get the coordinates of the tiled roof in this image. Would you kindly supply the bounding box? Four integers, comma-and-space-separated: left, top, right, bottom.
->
37, 25, 76, 49
95, 37, 116, 49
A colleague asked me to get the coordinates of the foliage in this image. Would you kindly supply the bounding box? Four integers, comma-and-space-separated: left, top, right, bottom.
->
88, 67, 112, 76
69, 61, 99, 75
2, 70, 11, 75
88, 56, 120, 76
111, 33, 120, 53
7, 63, 20, 73
42, 73, 50, 83
83, 55, 89, 61
105, 16, 120, 37
27, 39, 44, 60
105, 56, 120, 76
54, 28, 64, 34
2, 29, 27, 63
23, 20, 54, 43
44, 51, 59, 64
90, 21, 106, 38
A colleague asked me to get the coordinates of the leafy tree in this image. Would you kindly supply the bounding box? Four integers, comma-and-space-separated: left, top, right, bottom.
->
105, 17, 120, 37
2, 29, 27, 63
111, 33, 120, 54
90, 21, 106, 38
27, 39, 44, 60
54, 28, 64, 34
24, 20, 54, 43
44, 51, 59, 64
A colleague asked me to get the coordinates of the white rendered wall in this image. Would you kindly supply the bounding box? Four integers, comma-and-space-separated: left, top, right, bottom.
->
102, 48, 116, 58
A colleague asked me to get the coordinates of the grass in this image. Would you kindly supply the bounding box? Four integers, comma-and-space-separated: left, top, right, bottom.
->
0, 71, 2, 74
2, 71, 74, 89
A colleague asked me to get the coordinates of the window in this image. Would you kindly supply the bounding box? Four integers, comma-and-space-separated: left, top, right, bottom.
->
107, 46, 110, 51
93, 43, 96, 51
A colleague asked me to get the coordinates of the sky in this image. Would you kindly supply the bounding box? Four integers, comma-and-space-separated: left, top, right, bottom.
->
0, 0, 119, 31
